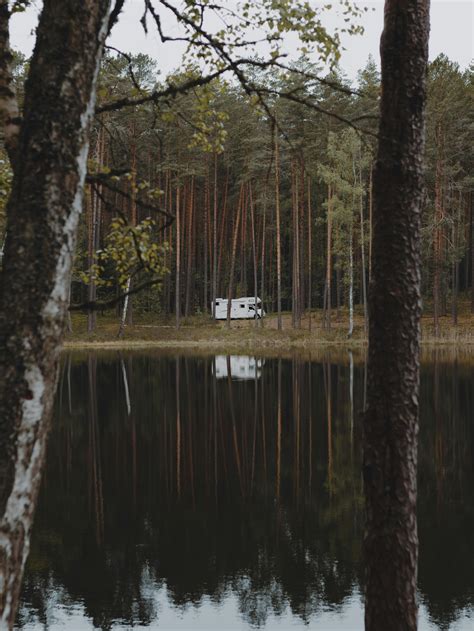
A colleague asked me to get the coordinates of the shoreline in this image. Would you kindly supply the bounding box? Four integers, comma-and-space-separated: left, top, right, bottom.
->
63, 311, 474, 355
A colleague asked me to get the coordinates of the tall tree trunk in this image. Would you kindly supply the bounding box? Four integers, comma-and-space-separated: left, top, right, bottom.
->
226, 184, 244, 328
363, 3, 430, 630
185, 176, 195, 318
275, 129, 282, 330
470, 192, 474, 313
87, 128, 103, 333
260, 186, 267, 328
368, 162, 373, 284
249, 183, 258, 327
360, 159, 369, 334
175, 183, 181, 329
212, 153, 218, 319
433, 123, 444, 337
348, 222, 354, 338
118, 136, 136, 337
0, 1, 112, 627
203, 168, 209, 313
324, 184, 332, 330
216, 168, 229, 298
307, 176, 312, 331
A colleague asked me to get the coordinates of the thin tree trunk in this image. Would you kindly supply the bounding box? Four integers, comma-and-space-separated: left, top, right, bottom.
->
368, 162, 373, 283
348, 224, 354, 338
325, 184, 332, 330
360, 159, 369, 334
433, 123, 444, 337
260, 186, 267, 328
175, 184, 181, 328
275, 129, 282, 330
470, 192, 474, 313
226, 184, 244, 328
307, 176, 312, 331
363, 3, 430, 630
249, 182, 258, 327
185, 176, 194, 318
216, 168, 229, 297
212, 153, 218, 319
203, 168, 209, 313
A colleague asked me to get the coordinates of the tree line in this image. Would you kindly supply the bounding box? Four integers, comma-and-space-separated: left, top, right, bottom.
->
4, 52, 469, 333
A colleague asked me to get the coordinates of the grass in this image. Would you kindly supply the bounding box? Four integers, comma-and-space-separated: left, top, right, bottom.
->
64, 301, 474, 356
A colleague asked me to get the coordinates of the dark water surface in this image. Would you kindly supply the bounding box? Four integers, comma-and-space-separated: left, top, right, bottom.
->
17, 352, 474, 630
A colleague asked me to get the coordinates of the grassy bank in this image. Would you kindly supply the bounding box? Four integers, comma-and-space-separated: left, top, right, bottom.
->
64, 307, 474, 355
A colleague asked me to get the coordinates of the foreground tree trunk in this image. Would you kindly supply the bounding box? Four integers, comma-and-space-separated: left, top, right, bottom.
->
363, 2, 430, 631
0, 1, 112, 627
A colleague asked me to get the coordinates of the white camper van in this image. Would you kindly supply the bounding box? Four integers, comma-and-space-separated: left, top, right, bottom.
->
211, 297, 265, 320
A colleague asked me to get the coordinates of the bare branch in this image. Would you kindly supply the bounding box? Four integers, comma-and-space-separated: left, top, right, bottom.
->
86, 167, 130, 184
91, 178, 175, 231
69, 277, 163, 312
104, 45, 145, 93
96, 65, 233, 113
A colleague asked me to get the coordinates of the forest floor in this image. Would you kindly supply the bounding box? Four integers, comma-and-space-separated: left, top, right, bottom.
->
64, 303, 474, 356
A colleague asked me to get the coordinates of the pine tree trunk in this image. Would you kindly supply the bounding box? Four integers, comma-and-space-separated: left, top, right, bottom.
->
226, 184, 244, 328
118, 137, 136, 336
470, 192, 474, 313
203, 170, 209, 313
185, 176, 194, 318
360, 161, 369, 334
0, 2, 111, 627
348, 225, 354, 338
212, 153, 218, 319
307, 177, 312, 331
175, 184, 181, 329
363, 2, 430, 629
260, 187, 267, 328
324, 184, 332, 330
249, 183, 258, 328
275, 130, 282, 330
433, 127, 443, 337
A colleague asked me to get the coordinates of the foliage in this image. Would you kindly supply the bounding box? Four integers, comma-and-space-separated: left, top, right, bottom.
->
79, 217, 169, 290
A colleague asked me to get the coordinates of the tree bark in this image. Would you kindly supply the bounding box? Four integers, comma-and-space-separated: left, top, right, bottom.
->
363, 2, 430, 630
0, 1, 112, 628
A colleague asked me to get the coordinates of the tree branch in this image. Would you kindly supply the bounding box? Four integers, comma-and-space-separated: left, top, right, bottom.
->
69, 277, 163, 312
107, 0, 127, 35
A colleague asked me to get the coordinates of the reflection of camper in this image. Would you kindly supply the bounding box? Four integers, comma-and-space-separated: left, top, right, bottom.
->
211, 297, 265, 320
213, 356, 265, 380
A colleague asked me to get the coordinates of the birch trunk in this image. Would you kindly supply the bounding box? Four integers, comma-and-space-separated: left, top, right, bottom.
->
0, 1, 112, 627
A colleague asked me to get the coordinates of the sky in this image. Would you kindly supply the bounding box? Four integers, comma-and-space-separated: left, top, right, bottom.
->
9, 1, 474, 81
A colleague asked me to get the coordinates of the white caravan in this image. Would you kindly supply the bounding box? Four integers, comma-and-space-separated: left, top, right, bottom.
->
211, 297, 265, 320
213, 356, 265, 380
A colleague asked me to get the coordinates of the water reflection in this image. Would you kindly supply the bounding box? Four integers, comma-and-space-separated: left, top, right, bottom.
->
213, 355, 265, 380
17, 352, 474, 630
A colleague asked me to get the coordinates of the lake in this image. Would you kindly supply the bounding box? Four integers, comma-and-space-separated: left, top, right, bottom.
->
17, 351, 474, 630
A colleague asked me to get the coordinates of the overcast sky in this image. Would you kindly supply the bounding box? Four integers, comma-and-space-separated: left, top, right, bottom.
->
10, 1, 474, 81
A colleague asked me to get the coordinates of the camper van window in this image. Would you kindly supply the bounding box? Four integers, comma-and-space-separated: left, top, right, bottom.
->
240, 304, 245, 309
216, 301, 220, 306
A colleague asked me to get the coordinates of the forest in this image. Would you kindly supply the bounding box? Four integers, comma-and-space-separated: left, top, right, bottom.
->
2, 51, 473, 335
0, 1, 472, 630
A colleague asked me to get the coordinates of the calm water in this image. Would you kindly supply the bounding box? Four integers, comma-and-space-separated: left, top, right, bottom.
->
17, 352, 474, 630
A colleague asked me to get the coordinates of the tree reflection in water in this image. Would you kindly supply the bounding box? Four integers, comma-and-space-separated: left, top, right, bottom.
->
17, 352, 474, 630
